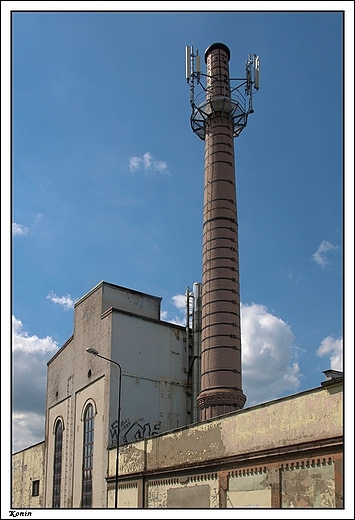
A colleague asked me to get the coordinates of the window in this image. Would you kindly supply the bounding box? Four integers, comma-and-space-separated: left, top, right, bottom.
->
52, 419, 63, 508
82, 404, 95, 508
32, 480, 40, 496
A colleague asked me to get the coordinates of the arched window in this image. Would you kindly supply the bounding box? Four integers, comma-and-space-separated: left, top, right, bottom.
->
82, 404, 94, 508
52, 419, 63, 508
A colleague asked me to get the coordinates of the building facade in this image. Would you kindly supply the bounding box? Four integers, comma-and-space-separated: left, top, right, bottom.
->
42, 281, 192, 508
109, 374, 343, 508
12, 360, 343, 509
12, 441, 45, 509
11, 280, 343, 509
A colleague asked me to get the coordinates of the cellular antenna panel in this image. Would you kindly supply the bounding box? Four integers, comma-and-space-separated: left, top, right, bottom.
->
185, 46, 192, 80
254, 55, 260, 90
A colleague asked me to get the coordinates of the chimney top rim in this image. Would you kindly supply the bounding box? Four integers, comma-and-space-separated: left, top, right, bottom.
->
204, 42, 231, 63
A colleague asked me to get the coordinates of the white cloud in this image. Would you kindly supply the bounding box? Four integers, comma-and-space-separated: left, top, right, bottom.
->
154, 160, 168, 172
312, 240, 339, 269
163, 296, 302, 405
12, 316, 59, 354
166, 315, 186, 326
316, 336, 343, 371
47, 291, 75, 310
129, 156, 141, 171
171, 294, 186, 311
160, 310, 168, 321
241, 303, 301, 406
129, 151, 169, 174
12, 316, 59, 452
143, 151, 153, 168
12, 412, 46, 454
12, 222, 28, 236
160, 293, 186, 326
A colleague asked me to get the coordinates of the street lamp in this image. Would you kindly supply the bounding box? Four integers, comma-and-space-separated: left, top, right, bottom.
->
86, 347, 122, 509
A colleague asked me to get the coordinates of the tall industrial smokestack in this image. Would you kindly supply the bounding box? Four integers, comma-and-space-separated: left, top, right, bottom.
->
186, 43, 259, 420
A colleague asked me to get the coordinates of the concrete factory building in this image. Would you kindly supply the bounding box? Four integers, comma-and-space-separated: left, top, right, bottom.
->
12, 43, 343, 509
12, 280, 343, 509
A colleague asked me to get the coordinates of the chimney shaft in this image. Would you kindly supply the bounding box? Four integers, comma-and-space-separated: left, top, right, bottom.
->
197, 43, 246, 420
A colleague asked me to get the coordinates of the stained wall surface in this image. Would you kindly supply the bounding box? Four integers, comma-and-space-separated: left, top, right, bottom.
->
12, 381, 343, 509
108, 381, 343, 509
280, 461, 336, 508
43, 281, 190, 508
227, 471, 271, 508
12, 442, 45, 509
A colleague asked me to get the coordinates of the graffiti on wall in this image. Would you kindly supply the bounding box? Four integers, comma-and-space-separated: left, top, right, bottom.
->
110, 417, 161, 445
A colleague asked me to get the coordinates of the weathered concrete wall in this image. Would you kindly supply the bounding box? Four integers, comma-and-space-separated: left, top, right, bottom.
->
108, 440, 145, 477
227, 470, 271, 508
43, 281, 190, 508
44, 396, 72, 507
147, 474, 219, 508
44, 376, 108, 508
110, 310, 189, 445
143, 384, 342, 471
108, 382, 342, 509
13, 382, 342, 509
114, 384, 342, 476
72, 378, 107, 508
12, 442, 45, 508
73, 281, 162, 321
45, 281, 112, 508
281, 460, 335, 508
107, 482, 140, 508
102, 282, 161, 319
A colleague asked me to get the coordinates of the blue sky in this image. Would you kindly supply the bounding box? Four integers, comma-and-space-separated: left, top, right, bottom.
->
4, 4, 353, 458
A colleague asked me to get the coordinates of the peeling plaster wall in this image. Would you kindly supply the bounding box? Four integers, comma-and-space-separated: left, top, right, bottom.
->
220, 386, 343, 457
140, 384, 342, 471
112, 384, 342, 475
146, 474, 219, 508
12, 382, 342, 509
227, 471, 271, 508
108, 382, 342, 509
108, 441, 145, 477
12, 442, 45, 508
281, 460, 335, 508
108, 482, 139, 508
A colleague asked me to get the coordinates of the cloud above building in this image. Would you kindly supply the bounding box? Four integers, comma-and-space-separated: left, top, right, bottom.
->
46, 291, 76, 311
241, 302, 301, 405
12, 412, 47, 454
165, 296, 303, 406
129, 152, 169, 174
12, 316, 59, 452
316, 336, 343, 371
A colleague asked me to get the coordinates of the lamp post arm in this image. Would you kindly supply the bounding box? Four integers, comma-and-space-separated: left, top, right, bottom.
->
95, 353, 121, 372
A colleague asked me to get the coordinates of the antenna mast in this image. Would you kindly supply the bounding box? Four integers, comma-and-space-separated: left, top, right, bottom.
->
185, 45, 260, 140
186, 46, 201, 109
